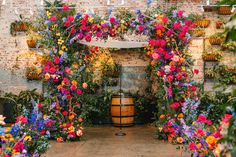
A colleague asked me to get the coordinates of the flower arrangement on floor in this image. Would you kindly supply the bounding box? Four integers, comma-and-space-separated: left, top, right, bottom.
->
0, 101, 51, 157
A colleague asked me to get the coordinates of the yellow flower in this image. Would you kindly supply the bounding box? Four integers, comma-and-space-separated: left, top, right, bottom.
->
24, 136, 32, 142
5, 134, 12, 138
57, 85, 62, 90
206, 136, 217, 148
45, 73, 50, 80
46, 11, 51, 18
158, 127, 163, 132
59, 50, 64, 55
56, 33, 61, 36
88, 17, 94, 23
9, 137, 14, 142
61, 45, 67, 51
68, 126, 75, 133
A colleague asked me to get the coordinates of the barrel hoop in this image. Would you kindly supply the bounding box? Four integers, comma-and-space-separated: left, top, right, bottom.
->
112, 115, 134, 118
112, 95, 132, 98
113, 123, 134, 126
111, 104, 134, 106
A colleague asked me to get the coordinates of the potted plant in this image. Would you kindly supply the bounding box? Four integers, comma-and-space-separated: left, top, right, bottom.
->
209, 33, 225, 45
217, 0, 236, 15
10, 15, 30, 36
25, 66, 41, 80
26, 32, 41, 48
189, 29, 205, 37
215, 19, 224, 29
194, 18, 210, 28
205, 68, 216, 79
202, 50, 223, 61
221, 41, 236, 51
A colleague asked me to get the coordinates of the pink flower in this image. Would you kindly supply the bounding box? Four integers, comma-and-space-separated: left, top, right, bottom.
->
67, 15, 74, 22
76, 89, 83, 95
50, 16, 57, 22
63, 77, 70, 85
85, 33, 92, 42
222, 114, 232, 124
54, 57, 60, 64
177, 11, 184, 18
171, 55, 180, 62
173, 22, 181, 30
189, 142, 196, 151
170, 102, 181, 109
167, 87, 172, 98
212, 132, 221, 138
207, 120, 212, 125
152, 53, 160, 60
82, 82, 88, 89
16, 116, 28, 124
70, 27, 76, 34
194, 129, 205, 137
197, 115, 207, 123
49, 67, 57, 74
76, 102, 81, 108
176, 74, 182, 81
92, 24, 98, 31
166, 29, 174, 36
77, 32, 84, 40
70, 85, 77, 90
138, 25, 145, 32
86, 26, 91, 32
185, 20, 192, 26
80, 25, 87, 31
63, 4, 69, 11
64, 21, 71, 27
96, 32, 102, 38
64, 67, 71, 74
162, 16, 168, 23
167, 75, 174, 83
109, 17, 116, 24
164, 53, 172, 60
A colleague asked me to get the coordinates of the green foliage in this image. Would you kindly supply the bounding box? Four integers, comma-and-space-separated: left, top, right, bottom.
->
217, 0, 236, 6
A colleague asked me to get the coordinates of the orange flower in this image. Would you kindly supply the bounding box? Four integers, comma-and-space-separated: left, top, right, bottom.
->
69, 112, 75, 121
168, 136, 173, 143
178, 113, 184, 119
206, 136, 217, 149
57, 137, 63, 142
179, 58, 185, 64
78, 118, 83, 123
160, 114, 165, 119
176, 137, 184, 143
196, 143, 202, 149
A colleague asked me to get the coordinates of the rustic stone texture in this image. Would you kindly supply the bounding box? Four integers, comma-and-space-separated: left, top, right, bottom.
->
0, 0, 233, 95
44, 125, 190, 157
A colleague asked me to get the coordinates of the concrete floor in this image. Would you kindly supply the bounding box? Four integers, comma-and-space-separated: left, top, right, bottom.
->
44, 125, 189, 157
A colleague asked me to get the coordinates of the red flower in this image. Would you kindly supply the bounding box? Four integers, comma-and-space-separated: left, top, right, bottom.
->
13, 142, 24, 152
38, 103, 43, 109
63, 77, 70, 85
54, 57, 60, 64
64, 67, 71, 74
176, 74, 182, 81
170, 102, 181, 109
70, 27, 77, 34
49, 67, 57, 74
96, 32, 102, 38
194, 69, 199, 75
92, 24, 98, 31
64, 21, 70, 27
185, 20, 192, 26
46, 120, 53, 127
207, 120, 212, 125
16, 116, 28, 124
70, 85, 77, 90
191, 85, 197, 92
40, 130, 46, 135
162, 16, 168, 23
67, 95, 72, 100
188, 142, 196, 151
177, 11, 184, 18
76, 89, 82, 95
50, 16, 57, 22
196, 115, 207, 123
63, 4, 69, 11
222, 114, 232, 124
109, 17, 116, 24
67, 15, 74, 22
76, 102, 81, 108
194, 128, 205, 137
85, 33, 92, 42
173, 22, 181, 30
62, 111, 68, 116
167, 75, 174, 83
77, 32, 84, 40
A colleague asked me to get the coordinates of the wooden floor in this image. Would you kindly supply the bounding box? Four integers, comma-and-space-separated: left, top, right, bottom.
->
44, 125, 190, 157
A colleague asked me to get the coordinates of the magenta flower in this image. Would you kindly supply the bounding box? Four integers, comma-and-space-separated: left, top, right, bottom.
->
138, 25, 145, 32
166, 29, 174, 36
76, 89, 83, 95
177, 11, 184, 18
152, 53, 160, 60
173, 22, 181, 30
67, 15, 74, 22
77, 33, 84, 40
50, 16, 57, 22
109, 17, 116, 24
64, 21, 70, 27
85, 33, 92, 42
63, 4, 69, 11
170, 102, 181, 109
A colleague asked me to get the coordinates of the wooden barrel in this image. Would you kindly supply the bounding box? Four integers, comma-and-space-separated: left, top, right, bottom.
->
111, 93, 134, 127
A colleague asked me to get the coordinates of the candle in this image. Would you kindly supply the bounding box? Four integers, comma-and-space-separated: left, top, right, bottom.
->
107, 0, 110, 5
206, 0, 210, 5
121, 0, 125, 5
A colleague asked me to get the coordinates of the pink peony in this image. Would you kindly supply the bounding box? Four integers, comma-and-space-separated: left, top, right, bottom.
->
197, 115, 207, 123
152, 53, 160, 60
54, 57, 60, 64
76, 89, 83, 95
67, 15, 74, 22
170, 102, 181, 109
77, 33, 84, 40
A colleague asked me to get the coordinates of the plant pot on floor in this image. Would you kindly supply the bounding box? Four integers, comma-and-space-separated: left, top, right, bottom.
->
202, 54, 221, 61
218, 6, 232, 15
195, 19, 210, 28
209, 37, 223, 45
189, 29, 205, 37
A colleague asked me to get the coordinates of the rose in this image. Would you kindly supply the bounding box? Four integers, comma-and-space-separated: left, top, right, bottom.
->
50, 16, 57, 22
170, 102, 181, 109
76, 89, 82, 95
64, 21, 70, 27
70, 28, 77, 34
188, 142, 196, 151
67, 15, 74, 22
38, 103, 43, 109
152, 53, 160, 60
62, 111, 68, 116
85, 33, 92, 42
197, 115, 207, 123
76, 129, 83, 137
138, 25, 145, 32
109, 17, 116, 24
82, 82, 88, 89
54, 57, 60, 64
63, 4, 69, 11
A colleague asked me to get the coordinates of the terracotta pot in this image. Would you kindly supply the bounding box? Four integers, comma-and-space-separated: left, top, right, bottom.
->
215, 21, 223, 29
189, 29, 205, 37
20, 23, 28, 31
218, 6, 232, 15
226, 68, 236, 73
203, 54, 218, 61
27, 39, 37, 48
195, 19, 210, 28
209, 37, 223, 45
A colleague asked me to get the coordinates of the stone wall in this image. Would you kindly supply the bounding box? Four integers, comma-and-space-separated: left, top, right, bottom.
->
0, 0, 233, 96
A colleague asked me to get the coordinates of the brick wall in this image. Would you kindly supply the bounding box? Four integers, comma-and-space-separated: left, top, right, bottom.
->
0, 0, 234, 95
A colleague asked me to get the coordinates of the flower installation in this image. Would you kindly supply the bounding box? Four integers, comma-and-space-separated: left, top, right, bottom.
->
1, 0, 234, 156
0, 101, 51, 157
